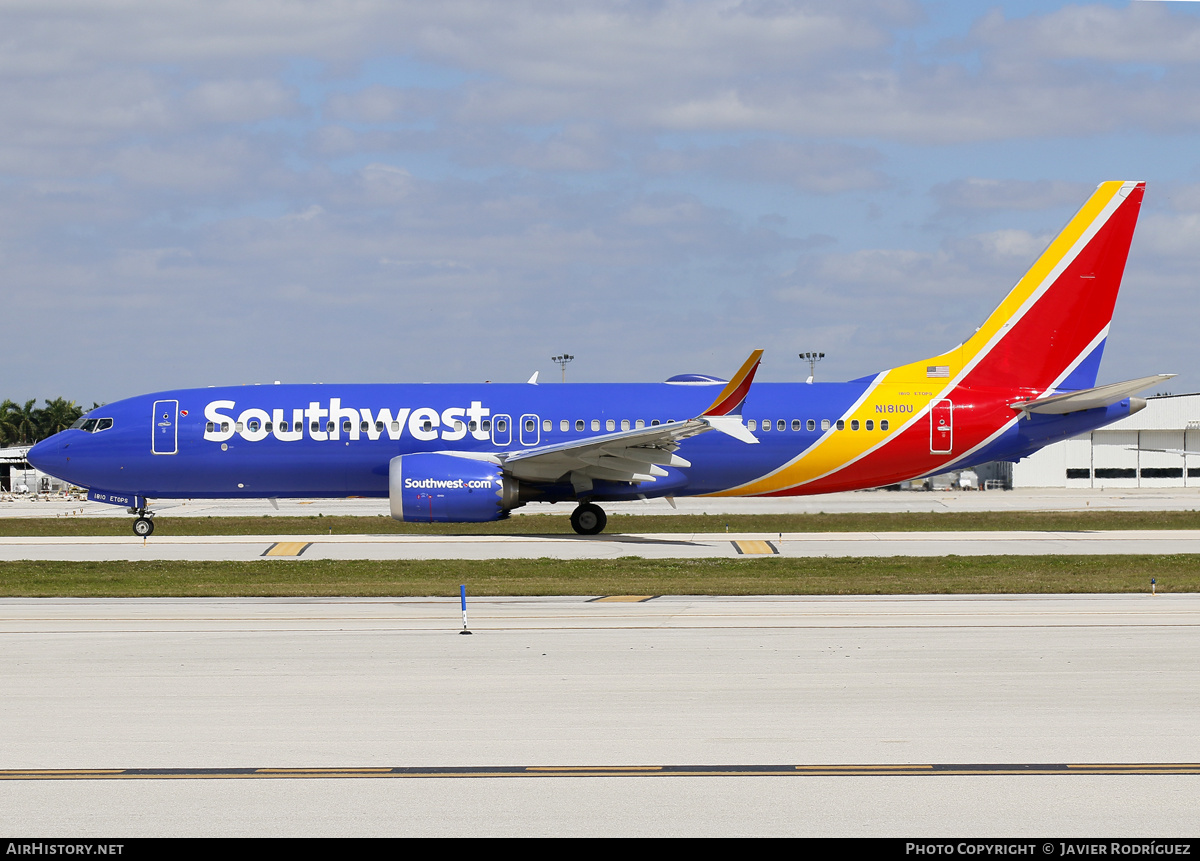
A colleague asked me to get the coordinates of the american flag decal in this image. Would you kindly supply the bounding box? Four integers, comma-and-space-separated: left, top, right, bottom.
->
926, 366, 949, 378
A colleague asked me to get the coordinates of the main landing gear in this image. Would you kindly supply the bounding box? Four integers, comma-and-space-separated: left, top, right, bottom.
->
128, 506, 155, 537
570, 502, 607, 535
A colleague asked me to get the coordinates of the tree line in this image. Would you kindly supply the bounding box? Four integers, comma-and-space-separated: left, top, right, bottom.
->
0, 399, 98, 447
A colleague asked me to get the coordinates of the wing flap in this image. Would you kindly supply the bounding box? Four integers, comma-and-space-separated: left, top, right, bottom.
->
501, 350, 763, 489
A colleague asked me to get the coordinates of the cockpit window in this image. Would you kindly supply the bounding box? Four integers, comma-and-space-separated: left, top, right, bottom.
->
71, 417, 113, 433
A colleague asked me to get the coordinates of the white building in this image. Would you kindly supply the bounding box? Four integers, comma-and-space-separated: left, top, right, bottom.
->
1013, 393, 1200, 488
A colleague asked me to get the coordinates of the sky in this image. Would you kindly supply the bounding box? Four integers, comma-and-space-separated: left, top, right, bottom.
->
4, 0, 1200, 405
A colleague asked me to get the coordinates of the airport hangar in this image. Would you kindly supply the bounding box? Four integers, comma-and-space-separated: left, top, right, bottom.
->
1011, 392, 1200, 489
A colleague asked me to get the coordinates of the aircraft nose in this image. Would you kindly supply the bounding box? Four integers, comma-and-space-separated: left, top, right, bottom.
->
27, 435, 62, 473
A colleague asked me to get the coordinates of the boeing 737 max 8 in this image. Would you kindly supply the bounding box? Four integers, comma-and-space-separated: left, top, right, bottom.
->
29, 181, 1170, 536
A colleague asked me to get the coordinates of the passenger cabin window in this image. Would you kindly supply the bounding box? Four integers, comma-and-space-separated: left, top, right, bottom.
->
342, 420, 352, 432
483, 420, 492, 432
543, 419, 551, 432
806, 419, 815, 431
635, 419, 645, 429
836, 420, 845, 430
792, 420, 802, 431
606, 420, 615, 431
880, 420, 889, 431
575, 419, 584, 431
560, 419, 569, 432
496, 419, 506, 432
422, 420, 433, 432
851, 420, 860, 430
865, 420, 874, 431
821, 419, 831, 431
747, 420, 757, 430
777, 419, 785, 431
621, 420, 630, 430
592, 420, 600, 431
525, 419, 535, 432
761, 419, 770, 432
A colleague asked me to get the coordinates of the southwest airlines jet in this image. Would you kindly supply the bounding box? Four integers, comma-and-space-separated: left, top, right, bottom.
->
29, 181, 1170, 537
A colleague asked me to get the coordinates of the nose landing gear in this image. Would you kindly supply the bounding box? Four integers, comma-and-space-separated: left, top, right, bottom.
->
570, 502, 607, 535
127, 506, 155, 537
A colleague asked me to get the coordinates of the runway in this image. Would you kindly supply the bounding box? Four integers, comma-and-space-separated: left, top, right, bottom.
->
2, 594, 1198, 836
7, 528, 1200, 561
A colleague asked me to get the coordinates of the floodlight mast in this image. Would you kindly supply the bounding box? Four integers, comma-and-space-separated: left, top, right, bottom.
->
551, 354, 574, 382
800, 351, 824, 383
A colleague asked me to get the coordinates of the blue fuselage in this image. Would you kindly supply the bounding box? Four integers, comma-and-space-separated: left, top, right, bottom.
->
28, 380, 1136, 505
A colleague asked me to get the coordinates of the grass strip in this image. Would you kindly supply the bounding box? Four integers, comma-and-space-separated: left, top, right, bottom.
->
0, 555, 1193, 598
7, 509, 1200, 537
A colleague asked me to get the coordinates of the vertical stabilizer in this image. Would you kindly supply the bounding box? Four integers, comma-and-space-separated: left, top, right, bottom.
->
893, 180, 1144, 393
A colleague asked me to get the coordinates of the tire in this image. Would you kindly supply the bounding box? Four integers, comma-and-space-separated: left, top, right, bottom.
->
570, 503, 607, 535
133, 517, 155, 537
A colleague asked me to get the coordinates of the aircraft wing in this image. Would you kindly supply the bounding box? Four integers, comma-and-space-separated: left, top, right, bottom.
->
500, 350, 763, 487
1010, 374, 1174, 416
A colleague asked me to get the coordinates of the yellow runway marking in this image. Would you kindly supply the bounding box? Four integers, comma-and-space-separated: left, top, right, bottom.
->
262, 542, 311, 557
732, 540, 778, 555
4, 763, 1198, 780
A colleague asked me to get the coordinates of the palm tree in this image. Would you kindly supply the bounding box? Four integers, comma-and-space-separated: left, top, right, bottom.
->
0, 398, 89, 446
35, 398, 85, 438
0, 399, 39, 447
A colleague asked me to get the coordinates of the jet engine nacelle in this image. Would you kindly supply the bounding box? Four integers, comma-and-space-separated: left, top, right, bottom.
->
389, 453, 520, 523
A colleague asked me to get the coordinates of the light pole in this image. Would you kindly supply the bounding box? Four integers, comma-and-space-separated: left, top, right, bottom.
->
800, 351, 824, 383
551, 354, 574, 382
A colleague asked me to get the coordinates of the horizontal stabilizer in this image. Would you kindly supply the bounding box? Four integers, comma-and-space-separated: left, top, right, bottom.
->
1010, 374, 1174, 416
1126, 448, 1200, 457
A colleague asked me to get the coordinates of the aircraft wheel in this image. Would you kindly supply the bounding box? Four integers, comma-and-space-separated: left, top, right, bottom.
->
570, 503, 607, 535
133, 517, 155, 538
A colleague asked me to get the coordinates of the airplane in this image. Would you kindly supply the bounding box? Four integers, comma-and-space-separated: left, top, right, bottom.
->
28, 180, 1171, 538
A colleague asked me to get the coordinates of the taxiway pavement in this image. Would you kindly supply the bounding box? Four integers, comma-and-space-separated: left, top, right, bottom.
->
6, 486, 1200, 520
6, 528, 1200, 561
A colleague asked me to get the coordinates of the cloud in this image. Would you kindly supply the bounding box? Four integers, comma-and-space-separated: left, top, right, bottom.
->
930, 178, 1094, 217
3, 1, 1200, 401
971, 2, 1200, 65
643, 140, 889, 194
